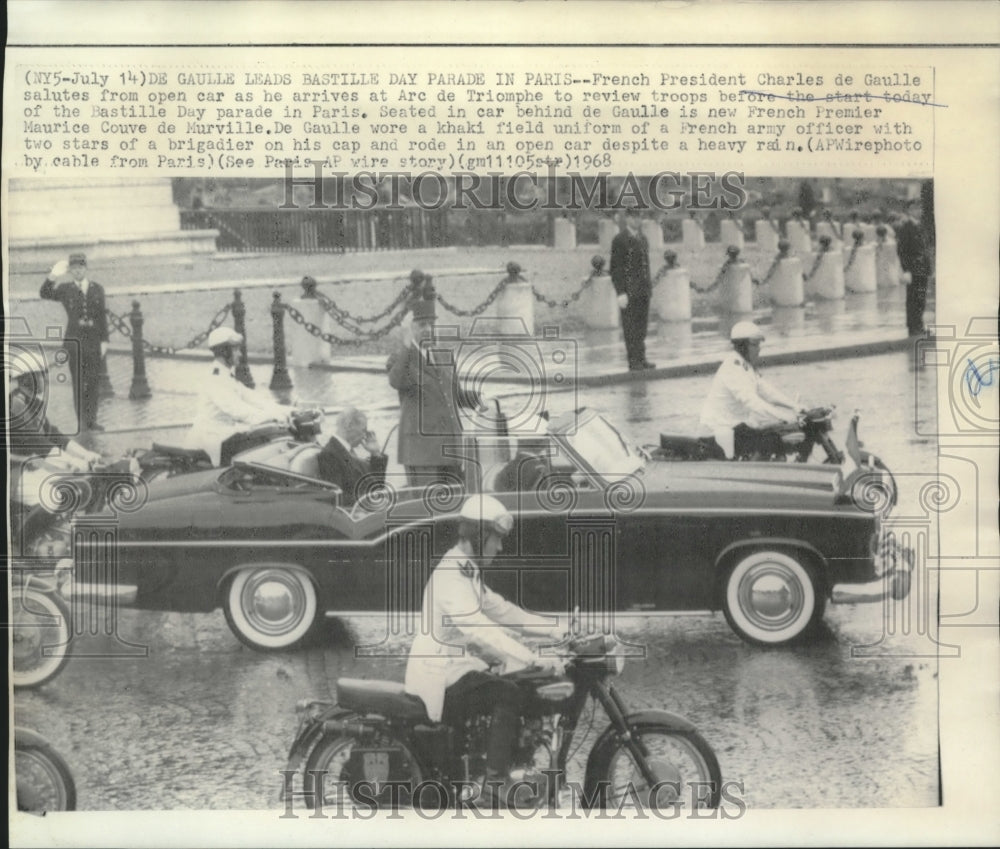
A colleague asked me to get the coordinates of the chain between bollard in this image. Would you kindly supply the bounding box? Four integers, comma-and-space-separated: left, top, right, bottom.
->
751, 243, 789, 288
285, 301, 410, 347
437, 277, 509, 317
105, 302, 232, 355
802, 236, 832, 282
691, 248, 737, 294
843, 231, 864, 272
314, 284, 413, 329
532, 256, 604, 309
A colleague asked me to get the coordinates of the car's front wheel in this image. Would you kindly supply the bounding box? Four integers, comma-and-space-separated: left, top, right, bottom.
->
223, 566, 318, 651
722, 550, 823, 646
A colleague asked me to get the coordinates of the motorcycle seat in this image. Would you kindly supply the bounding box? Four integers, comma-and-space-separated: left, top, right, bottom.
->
150, 443, 212, 464
659, 432, 716, 450
336, 678, 429, 720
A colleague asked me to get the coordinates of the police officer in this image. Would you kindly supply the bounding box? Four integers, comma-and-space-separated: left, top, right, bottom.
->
610, 207, 655, 371
39, 253, 109, 432
700, 321, 803, 459
404, 495, 564, 806
895, 201, 931, 335
184, 327, 289, 466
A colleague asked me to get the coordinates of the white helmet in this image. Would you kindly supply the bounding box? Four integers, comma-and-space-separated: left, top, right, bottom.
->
730, 321, 765, 342
459, 494, 514, 537
207, 327, 243, 349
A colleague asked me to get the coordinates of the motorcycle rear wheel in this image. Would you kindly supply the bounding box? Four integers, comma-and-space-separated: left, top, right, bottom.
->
12, 586, 72, 689
15, 731, 77, 812
303, 732, 426, 811
585, 723, 721, 810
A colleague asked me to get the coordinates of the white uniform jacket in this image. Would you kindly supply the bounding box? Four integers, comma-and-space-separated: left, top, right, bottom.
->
184, 364, 288, 465
699, 354, 797, 458
405, 547, 556, 722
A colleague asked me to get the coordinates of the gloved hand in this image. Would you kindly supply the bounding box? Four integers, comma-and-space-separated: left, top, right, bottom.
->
49, 260, 69, 279
100, 341, 108, 358
616, 293, 629, 310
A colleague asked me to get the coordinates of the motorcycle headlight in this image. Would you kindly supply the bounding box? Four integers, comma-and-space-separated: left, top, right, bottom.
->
605, 636, 625, 676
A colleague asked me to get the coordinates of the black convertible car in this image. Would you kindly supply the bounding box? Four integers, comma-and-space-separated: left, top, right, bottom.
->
60, 406, 909, 649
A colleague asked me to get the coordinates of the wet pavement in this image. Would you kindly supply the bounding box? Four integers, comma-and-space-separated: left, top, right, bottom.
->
12, 350, 941, 811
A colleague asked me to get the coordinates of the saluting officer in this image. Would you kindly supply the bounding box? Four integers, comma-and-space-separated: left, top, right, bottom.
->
700, 321, 803, 459
39, 253, 109, 432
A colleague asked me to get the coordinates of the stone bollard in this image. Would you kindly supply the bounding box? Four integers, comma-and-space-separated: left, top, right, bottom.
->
720, 216, 745, 251
805, 236, 845, 300
754, 216, 780, 253
652, 250, 692, 322
642, 219, 664, 254
768, 241, 805, 307
232, 289, 255, 388
494, 262, 535, 334
553, 215, 577, 249
875, 226, 901, 287
815, 219, 843, 246
581, 255, 619, 329
721, 246, 753, 314
844, 231, 877, 293
127, 300, 152, 400
682, 214, 705, 252
288, 276, 328, 366
598, 217, 618, 253
785, 218, 812, 254
269, 292, 293, 392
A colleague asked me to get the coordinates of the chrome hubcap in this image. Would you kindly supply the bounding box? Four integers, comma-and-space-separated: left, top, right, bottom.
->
739, 564, 804, 629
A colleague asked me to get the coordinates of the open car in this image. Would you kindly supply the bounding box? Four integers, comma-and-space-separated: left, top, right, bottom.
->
51, 403, 909, 649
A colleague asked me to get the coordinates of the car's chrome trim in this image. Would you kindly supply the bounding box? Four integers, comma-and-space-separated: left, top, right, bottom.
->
61, 580, 138, 604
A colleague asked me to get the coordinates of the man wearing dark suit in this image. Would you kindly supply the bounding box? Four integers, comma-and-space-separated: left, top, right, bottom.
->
493, 440, 550, 494
895, 202, 931, 336
317, 407, 388, 507
39, 252, 109, 431
386, 297, 463, 487
610, 208, 655, 371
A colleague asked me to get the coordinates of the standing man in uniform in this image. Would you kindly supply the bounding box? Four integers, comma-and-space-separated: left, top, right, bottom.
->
700, 321, 803, 460
610, 207, 655, 372
386, 297, 463, 487
39, 253, 109, 432
895, 201, 931, 336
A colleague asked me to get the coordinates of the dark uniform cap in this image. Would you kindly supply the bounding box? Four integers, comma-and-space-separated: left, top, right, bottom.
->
68, 252, 87, 266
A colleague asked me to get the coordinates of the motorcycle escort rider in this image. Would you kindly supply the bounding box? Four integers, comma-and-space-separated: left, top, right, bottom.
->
8, 356, 102, 552
404, 495, 565, 807
700, 321, 805, 460
184, 327, 291, 466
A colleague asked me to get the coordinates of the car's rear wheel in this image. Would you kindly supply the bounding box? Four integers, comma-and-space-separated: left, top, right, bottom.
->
722, 550, 823, 646
224, 567, 318, 651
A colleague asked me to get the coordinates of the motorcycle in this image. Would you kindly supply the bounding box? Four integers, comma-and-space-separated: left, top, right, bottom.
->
134, 407, 323, 480
10, 452, 140, 689
654, 407, 898, 508
14, 728, 77, 812
284, 631, 721, 812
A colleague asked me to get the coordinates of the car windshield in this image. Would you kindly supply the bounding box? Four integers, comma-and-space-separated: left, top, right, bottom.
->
561, 413, 645, 482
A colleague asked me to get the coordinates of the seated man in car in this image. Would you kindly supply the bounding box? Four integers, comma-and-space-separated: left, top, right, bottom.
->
700, 321, 803, 459
316, 407, 388, 507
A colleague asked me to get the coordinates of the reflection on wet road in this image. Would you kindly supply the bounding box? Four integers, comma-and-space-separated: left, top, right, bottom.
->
14, 350, 941, 811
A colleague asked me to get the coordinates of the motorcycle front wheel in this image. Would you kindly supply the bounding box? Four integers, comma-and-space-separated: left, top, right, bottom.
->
586, 723, 722, 810
303, 732, 427, 811
15, 730, 77, 812
12, 585, 72, 689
